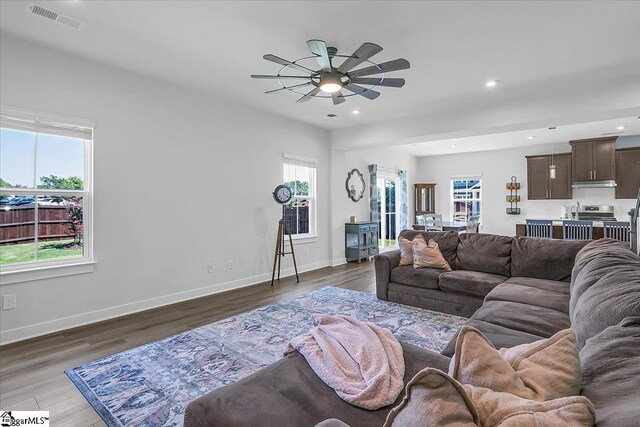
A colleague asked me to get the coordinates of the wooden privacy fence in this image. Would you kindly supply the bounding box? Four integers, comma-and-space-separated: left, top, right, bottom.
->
0, 205, 74, 245
284, 206, 309, 235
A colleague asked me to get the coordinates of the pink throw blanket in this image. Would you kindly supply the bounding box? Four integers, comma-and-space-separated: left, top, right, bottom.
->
284, 314, 405, 410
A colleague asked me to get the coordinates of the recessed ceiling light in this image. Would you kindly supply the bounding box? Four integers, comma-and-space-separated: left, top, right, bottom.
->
527, 136, 535, 140
616, 126, 626, 130
451, 144, 456, 148
352, 109, 360, 115
484, 80, 498, 88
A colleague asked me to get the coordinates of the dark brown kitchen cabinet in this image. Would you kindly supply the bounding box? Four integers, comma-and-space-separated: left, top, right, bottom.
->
570, 137, 617, 182
526, 153, 572, 199
616, 147, 640, 199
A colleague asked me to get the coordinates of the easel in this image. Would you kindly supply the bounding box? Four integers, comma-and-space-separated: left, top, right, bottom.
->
271, 206, 299, 286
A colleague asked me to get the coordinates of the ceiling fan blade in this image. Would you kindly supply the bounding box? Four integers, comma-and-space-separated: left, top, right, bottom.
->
347, 58, 410, 78
265, 82, 312, 94
306, 39, 332, 71
337, 42, 383, 73
263, 54, 315, 74
296, 87, 321, 103
344, 83, 380, 100
350, 77, 405, 88
331, 91, 346, 105
251, 75, 312, 79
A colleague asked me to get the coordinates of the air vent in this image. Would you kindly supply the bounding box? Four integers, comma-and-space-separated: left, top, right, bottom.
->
26, 2, 86, 31
327, 114, 342, 119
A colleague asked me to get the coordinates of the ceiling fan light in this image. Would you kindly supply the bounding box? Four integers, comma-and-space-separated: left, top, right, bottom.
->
319, 82, 342, 93
319, 73, 343, 93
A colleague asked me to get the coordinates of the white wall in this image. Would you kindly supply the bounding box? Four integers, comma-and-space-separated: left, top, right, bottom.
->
0, 35, 332, 344
329, 148, 418, 264
417, 136, 640, 237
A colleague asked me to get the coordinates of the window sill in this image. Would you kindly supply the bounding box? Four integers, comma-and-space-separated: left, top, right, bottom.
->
0, 260, 96, 285
291, 235, 318, 244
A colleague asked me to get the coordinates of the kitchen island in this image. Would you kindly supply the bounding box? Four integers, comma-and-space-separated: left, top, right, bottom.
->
515, 220, 606, 239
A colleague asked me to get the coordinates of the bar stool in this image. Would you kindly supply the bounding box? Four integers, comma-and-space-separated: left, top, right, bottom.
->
562, 220, 593, 240
525, 219, 553, 238
603, 221, 631, 246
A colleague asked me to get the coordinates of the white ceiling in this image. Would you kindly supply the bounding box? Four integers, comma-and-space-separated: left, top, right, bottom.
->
1, 0, 639, 132
395, 116, 640, 157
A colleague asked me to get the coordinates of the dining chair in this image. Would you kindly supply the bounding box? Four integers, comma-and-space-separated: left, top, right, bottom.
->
423, 214, 443, 231
525, 219, 553, 238
562, 220, 593, 240
603, 221, 631, 246
465, 215, 480, 233
453, 212, 468, 223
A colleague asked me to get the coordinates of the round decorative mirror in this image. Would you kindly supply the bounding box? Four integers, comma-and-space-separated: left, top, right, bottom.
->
345, 169, 366, 202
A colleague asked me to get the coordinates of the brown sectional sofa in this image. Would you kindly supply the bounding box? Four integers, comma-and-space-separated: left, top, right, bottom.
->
184, 236, 640, 427
375, 230, 589, 318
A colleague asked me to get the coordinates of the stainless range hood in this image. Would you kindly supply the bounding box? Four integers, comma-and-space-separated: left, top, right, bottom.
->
572, 180, 617, 189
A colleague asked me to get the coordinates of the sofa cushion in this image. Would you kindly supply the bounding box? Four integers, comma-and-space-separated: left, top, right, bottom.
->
503, 276, 570, 295
570, 239, 640, 349
485, 282, 570, 314
398, 230, 459, 266
510, 236, 588, 281
579, 317, 640, 427
390, 266, 442, 290
439, 270, 507, 298
455, 233, 512, 277
441, 319, 544, 357
388, 284, 483, 319
183, 342, 451, 427
472, 301, 570, 338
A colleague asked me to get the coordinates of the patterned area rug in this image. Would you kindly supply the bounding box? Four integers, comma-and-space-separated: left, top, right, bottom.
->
66, 286, 466, 426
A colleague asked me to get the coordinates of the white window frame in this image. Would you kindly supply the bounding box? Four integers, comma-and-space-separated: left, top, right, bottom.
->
282, 153, 317, 240
377, 172, 400, 251
450, 175, 482, 224
0, 106, 95, 284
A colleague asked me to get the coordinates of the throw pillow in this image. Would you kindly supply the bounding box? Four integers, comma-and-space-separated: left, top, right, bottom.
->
384, 367, 595, 427
412, 235, 452, 271
463, 385, 595, 427
398, 236, 413, 266
449, 326, 581, 401
383, 368, 478, 427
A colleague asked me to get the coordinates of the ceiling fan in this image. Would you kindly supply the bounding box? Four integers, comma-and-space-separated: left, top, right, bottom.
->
250, 40, 410, 104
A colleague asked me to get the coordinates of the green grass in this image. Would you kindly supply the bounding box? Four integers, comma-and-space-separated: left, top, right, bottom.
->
0, 240, 83, 265
378, 239, 397, 247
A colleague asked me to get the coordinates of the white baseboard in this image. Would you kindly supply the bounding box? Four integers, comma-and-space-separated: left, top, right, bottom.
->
331, 258, 347, 267
0, 260, 330, 345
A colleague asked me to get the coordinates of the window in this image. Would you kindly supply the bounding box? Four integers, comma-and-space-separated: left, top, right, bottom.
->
283, 154, 316, 239
451, 177, 481, 223
0, 107, 93, 274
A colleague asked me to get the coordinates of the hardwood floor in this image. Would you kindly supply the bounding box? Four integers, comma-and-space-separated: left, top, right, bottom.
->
0, 262, 376, 426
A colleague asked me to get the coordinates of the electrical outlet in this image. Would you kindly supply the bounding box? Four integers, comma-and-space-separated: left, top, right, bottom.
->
2, 294, 17, 310
227, 260, 234, 269
208, 262, 215, 273
305, 247, 310, 256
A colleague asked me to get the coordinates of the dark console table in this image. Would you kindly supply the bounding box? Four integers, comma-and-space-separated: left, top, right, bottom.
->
345, 221, 379, 263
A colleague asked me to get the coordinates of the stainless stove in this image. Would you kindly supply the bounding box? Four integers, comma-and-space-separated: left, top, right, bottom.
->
574, 205, 616, 221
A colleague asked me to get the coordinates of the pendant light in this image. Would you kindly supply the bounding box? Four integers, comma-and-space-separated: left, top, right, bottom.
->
549, 142, 557, 180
